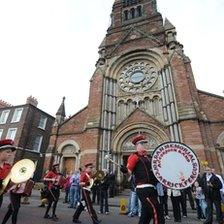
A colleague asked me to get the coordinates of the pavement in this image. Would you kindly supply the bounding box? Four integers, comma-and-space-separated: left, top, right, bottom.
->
0, 189, 207, 224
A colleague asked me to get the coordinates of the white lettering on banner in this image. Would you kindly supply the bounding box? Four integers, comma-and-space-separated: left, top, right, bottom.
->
152, 142, 200, 190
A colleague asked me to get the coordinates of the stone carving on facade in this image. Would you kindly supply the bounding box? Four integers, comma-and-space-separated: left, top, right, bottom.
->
96, 48, 106, 67
122, 136, 158, 152
116, 95, 163, 124
118, 61, 158, 93
62, 145, 76, 155
216, 131, 224, 148
193, 99, 208, 121
115, 60, 164, 124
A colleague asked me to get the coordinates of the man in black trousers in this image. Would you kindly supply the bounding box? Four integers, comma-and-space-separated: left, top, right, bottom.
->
73, 163, 101, 224
120, 134, 165, 224
201, 167, 223, 224
99, 169, 110, 214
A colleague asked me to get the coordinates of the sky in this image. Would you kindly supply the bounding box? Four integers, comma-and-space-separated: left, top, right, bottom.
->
0, 0, 223, 117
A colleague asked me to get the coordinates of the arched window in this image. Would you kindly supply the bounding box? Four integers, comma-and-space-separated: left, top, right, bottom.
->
123, 0, 138, 7
131, 0, 137, 5
153, 96, 160, 116
137, 5, 142, 17
139, 100, 145, 110
130, 8, 135, 19
124, 10, 129, 21
122, 0, 129, 6
127, 99, 132, 111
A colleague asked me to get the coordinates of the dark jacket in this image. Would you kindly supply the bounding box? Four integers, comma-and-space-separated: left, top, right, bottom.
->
201, 173, 222, 201
100, 174, 111, 191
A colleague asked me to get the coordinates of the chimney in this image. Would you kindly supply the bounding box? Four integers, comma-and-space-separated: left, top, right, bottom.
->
26, 96, 38, 107
0, 99, 12, 108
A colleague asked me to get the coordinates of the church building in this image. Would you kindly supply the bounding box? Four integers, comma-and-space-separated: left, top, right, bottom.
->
44, 0, 224, 184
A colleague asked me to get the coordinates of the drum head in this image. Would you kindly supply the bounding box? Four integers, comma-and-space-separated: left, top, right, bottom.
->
11, 159, 36, 184
151, 142, 200, 190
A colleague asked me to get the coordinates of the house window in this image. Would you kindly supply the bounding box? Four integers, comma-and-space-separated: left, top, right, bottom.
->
11, 108, 23, 123
38, 115, 47, 130
33, 136, 43, 152
6, 128, 17, 140
0, 110, 10, 124
0, 129, 3, 139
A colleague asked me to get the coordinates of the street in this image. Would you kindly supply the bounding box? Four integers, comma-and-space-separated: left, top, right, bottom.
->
0, 190, 204, 224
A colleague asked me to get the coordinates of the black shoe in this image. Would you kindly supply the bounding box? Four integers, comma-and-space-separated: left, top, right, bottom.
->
44, 214, 51, 219
73, 220, 82, 223
94, 220, 102, 224
51, 215, 59, 221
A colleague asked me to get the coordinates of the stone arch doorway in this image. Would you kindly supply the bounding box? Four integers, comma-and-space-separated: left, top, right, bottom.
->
57, 140, 80, 175
112, 122, 169, 187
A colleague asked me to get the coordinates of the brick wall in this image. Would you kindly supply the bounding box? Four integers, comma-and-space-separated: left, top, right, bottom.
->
198, 91, 224, 121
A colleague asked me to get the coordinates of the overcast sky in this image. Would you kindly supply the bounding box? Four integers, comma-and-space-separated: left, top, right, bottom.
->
0, 0, 223, 117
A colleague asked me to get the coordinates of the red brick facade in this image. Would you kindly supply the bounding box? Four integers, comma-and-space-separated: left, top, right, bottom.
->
45, 0, 224, 179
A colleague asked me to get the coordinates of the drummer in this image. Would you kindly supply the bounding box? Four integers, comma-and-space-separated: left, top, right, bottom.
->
120, 134, 165, 224
0, 139, 17, 208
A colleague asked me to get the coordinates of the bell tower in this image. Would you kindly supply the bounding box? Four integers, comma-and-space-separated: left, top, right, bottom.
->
101, 0, 165, 56
111, 0, 158, 29
87, 0, 208, 172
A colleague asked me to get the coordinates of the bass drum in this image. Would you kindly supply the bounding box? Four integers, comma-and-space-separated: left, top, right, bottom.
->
151, 142, 200, 190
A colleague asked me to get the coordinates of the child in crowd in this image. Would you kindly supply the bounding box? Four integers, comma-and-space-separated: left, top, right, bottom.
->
193, 180, 207, 220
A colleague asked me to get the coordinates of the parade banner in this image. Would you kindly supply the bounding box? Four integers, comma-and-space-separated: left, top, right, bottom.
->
151, 142, 200, 190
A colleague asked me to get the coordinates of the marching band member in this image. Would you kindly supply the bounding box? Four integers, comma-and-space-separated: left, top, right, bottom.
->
43, 163, 64, 221
0, 139, 16, 208
0, 139, 16, 207
0, 140, 26, 224
73, 163, 101, 224
120, 134, 165, 224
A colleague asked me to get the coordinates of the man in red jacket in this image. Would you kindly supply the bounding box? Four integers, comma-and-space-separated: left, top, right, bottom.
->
0, 139, 16, 208
121, 134, 165, 224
